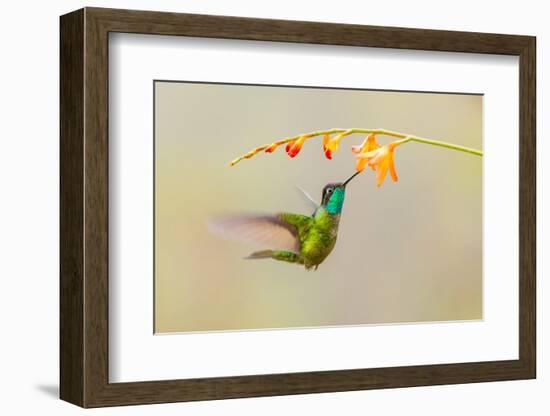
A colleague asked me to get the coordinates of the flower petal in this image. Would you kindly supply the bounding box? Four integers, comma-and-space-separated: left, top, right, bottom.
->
389, 152, 398, 182
265, 143, 278, 153
323, 134, 330, 150
355, 157, 368, 172
375, 159, 390, 187
365, 133, 380, 152
363, 147, 387, 166
351, 138, 368, 154
322, 134, 333, 159
327, 130, 353, 152
285, 141, 294, 153
327, 136, 342, 151
287, 136, 306, 158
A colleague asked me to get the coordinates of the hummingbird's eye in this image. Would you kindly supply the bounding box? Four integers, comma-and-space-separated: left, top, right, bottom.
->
327, 188, 333, 194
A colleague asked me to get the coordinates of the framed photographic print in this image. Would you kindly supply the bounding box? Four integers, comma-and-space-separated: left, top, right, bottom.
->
60, 7, 536, 408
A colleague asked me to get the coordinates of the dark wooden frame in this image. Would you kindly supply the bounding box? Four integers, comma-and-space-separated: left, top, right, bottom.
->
60, 7, 536, 408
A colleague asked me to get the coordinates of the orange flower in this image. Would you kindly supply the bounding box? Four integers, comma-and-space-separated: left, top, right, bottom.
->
286, 136, 306, 158
322, 134, 332, 160
326, 133, 343, 151
356, 141, 401, 187
326, 130, 353, 152
352, 134, 380, 172
264, 142, 279, 153
285, 141, 293, 153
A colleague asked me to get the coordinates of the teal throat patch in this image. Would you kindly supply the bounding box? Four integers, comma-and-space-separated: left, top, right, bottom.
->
326, 188, 345, 214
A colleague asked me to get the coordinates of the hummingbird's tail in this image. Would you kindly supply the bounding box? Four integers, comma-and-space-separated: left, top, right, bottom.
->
245, 250, 274, 259
246, 250, 303, 264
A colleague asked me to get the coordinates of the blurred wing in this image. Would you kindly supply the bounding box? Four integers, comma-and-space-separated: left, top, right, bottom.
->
295, 186, 319, 212
208, 214, 301, 253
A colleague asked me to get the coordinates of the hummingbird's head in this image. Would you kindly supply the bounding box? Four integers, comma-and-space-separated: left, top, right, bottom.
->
322, 183, 346, 214
322, 171, 361, 214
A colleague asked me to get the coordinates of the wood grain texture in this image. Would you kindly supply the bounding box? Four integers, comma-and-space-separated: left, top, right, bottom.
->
59, 8, 84, 406
518, 38, 536, 375
59, 7, 536, 408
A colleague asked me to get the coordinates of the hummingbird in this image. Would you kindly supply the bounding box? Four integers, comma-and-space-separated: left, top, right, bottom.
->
209, 171, 361, 270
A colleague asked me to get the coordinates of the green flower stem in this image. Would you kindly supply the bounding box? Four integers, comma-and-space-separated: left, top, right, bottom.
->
399, 136, 483, 156
229, 128, 483, 166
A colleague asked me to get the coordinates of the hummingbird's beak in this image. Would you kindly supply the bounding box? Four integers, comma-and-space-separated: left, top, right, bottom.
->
343, 171, 361, 187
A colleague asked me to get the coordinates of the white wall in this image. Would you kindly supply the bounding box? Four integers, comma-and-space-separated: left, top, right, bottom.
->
0, 0, 545, 414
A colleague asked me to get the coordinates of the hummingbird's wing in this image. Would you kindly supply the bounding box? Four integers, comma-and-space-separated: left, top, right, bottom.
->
208, 214, 301, 254
295, 186, 319, 212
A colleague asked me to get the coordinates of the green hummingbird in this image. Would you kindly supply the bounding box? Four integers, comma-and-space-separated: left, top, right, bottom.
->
209, 171, 361, 270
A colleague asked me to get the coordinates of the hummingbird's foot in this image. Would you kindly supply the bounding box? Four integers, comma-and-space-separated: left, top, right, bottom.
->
304, 263, 319, 271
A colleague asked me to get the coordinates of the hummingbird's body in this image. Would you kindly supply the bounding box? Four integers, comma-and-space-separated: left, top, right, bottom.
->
210, 172, 359, 270
249, 203, 341, 269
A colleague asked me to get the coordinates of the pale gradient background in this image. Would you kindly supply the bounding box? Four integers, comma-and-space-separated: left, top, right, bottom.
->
154, 81, 482, 333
